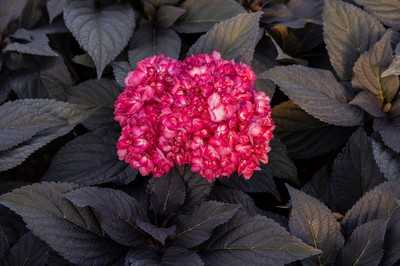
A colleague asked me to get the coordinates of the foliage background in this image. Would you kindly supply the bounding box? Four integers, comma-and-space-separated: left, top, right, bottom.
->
0, 0, 400, 265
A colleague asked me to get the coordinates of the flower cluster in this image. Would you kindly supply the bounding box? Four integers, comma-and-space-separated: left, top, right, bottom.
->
114, 52, 274, 181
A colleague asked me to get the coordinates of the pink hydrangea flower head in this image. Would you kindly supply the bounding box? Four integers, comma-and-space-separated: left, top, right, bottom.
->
114, 52, 275, 181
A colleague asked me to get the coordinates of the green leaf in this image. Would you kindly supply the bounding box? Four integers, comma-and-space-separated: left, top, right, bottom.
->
65, 187, 145, 247
354, 0, 400, 30
323, 0, 385, 80
64, 79, 120, 130
188, 12, 262, 64
287, 186, 344, 265
352, 30, 399, 105
338, 219, 387, 266
175, 201, 239, 248
47, 0, 67, 22
329, 128, 385, 212
7, 232, 50, 266
372, 139, 400, 181
157, 5, 186, 28
148, 170, 186, 217
44, 127, 137, 186
0, 182, 124, 265
175, 0, 245, 33
267, 65, 364, 126
342, 182, 400, 235
64, 0, 136, 78
0, 99, 87, 172
128, 23, 181, 67
273, 101, 353, 159
201, 211, 321, 266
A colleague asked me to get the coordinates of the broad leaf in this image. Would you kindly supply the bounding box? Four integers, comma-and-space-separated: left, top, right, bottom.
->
64, 79, 120, 130
0, 0, 30, 35
381, 208, 400, 266
4, 30, 58, 57
175, 0, 244, 33
157, 5, 186, 28
112, 61, 130, 88
64, 0, 136, 78
267, 65, 364, 126
382, 43, 400, 77
350, 91, 385, 118
125, 248, 160, 266
182, 171, 213, 212
374, 118, 400, 153
44, 127, 137, 185
136, 221, 175, 245
267, 137, 298, 184
372, 139, 400, 181
323, 0, 385, 80
329, 128, 385, 212
65, 186, 145, 247
288, 186, 344, 265
201, 211, 321, 266
47, 0, 67, 22
273, 101, 354, 159
0, 182, 124, 265
354, 0, 400, 30
342, 182, 400, 235
148, 170, 186, 217
189, 12, 262, 64
0, 99, 87, 172
129, 23, 181, 67
339, 219, 387, 266
175, 201, 239, 248
352, 30, 399, 105
162, 247, 204, 266
210, 186, 259, 216
7, 232, 50, 266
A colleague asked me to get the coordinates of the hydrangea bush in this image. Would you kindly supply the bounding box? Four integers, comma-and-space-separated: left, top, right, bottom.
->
0, 0, 400, 265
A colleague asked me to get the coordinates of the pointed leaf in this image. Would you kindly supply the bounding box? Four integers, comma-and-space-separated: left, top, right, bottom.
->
210, 186, 259, 216
47, 0, 67, 22
44, 127, 137, 185
175, 0, 244, 33
374, 117, 400, 153
157, 5, 186, 28
136, 221, 175, 245
7, 232, 50, 266
372, 139, 400, 181
188, 12, 262, 64
354, 0, 400, 30
323, 0, 385, 80
267, 65, 364, 126
64, 0, 135, 78
287, 186, 344, 265
381, 208, 400, 266
182, 171, 213, 212
0, 182, 124, 265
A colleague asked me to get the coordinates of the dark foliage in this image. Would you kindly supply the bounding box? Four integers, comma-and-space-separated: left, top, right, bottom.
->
0, 0, 400, 265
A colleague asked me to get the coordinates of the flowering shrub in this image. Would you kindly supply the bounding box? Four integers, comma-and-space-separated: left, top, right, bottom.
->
0, 0, 400, 265
115, 52, 274, 180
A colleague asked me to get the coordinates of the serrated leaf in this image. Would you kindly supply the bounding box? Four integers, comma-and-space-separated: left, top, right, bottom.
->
382, 43, 400, 77
220, 167, 280, 199
210, 186, 259, 216
162, 247, 204, 266
47, 0, 67, 22
136, 221, 175, 245
342, 182, 400, 235
174, 0, 244, 33
148, 170, 186, 217
125, 248, 160, 266
273, 101, 354, 159
128, 23, 181, 67
339, 219, 387, 266
112, 61, 130, 88
0, 99, 87, 172
267, 65, 364, 126
352, 30, 399, 105
7, 232, 49, 266
350, 91, 385, 118
268, 137, 298, 184
64, 0, 136, 78
381, 208, 400, 266
323, 0, 385, 80
374, 117, 400, 153
44, 127, 137, 185
65, 187, 145, 247
201, 210, 321, 266
175, 201, 239, 248
0, 182, 124, 265
157, 5, 186, 28
182, 171, 213, 212
287, 186, 344, 265
354, 0, 400, 30
329, 128, 385, 212
64, 78, 120, 130
372, 139, 400, 181
188, 12, 262, 64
